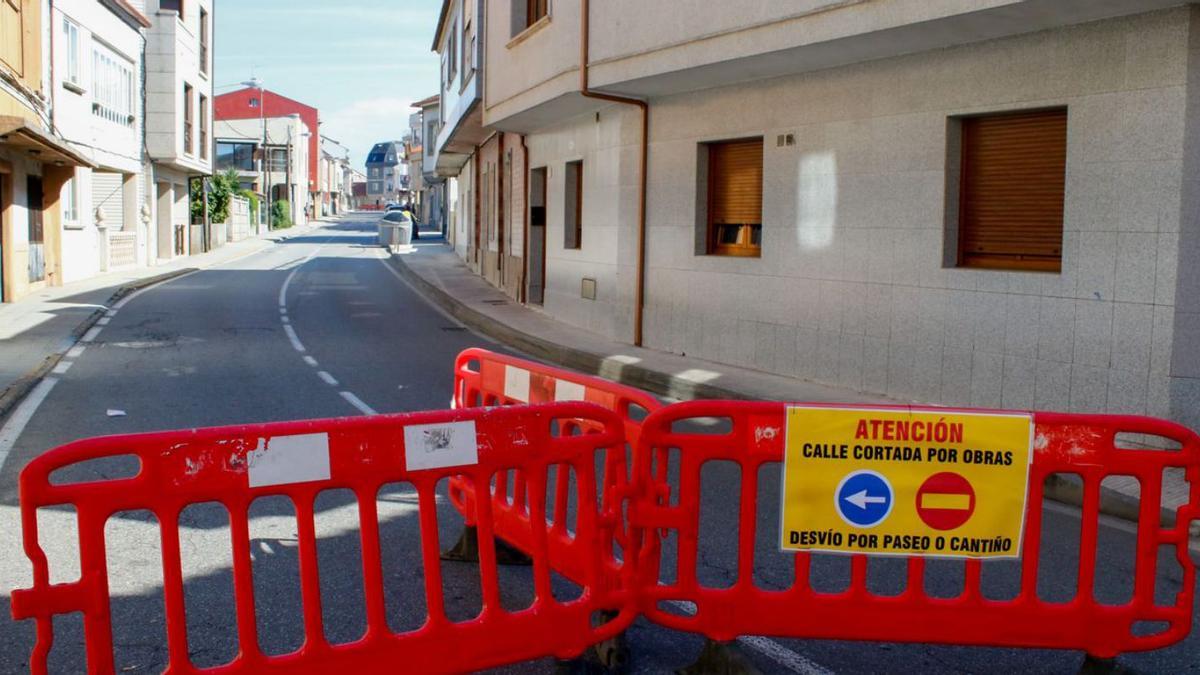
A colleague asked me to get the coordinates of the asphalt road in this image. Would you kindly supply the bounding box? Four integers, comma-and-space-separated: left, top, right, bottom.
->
0, 213, 1195, 674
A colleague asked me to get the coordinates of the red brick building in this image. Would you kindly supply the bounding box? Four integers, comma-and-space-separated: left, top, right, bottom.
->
214, 88, 321, 216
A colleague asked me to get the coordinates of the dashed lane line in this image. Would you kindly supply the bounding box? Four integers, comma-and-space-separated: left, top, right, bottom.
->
0, 378, 59, 471
317, 371, 339, 387
282, 324, 306, 353
303, 356, 318, 367
339, 391, 377, 416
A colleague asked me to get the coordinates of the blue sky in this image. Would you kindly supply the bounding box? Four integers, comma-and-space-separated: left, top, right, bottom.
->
214, 0, 442, 168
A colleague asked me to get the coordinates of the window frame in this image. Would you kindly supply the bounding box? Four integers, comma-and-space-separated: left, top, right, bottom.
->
564, 159, 583, 250
703, 137, 763, 258
952, 107, 1067, 273
198, 93, 208, 160
182, 82, 194, 155
526, 0, 548, 28
61, 175, 81, 227
90, 42, 135, 126
62, 17, 82, 89
199, 7, 208, 76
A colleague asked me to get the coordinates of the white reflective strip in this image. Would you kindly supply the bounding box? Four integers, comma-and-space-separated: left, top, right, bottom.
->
404, 421, 478, 471
247, 433, 331, 488
555, 380, 587, 402
52, 361, 74, 375
504, 365, 530, 402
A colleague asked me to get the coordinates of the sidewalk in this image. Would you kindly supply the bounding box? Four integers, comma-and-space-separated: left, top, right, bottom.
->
0, 220, 323, 421
389, 239, 1197, 537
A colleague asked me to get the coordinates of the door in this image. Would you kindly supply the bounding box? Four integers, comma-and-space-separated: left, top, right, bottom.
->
527, 167, 546, 304
27, 176, 44, 283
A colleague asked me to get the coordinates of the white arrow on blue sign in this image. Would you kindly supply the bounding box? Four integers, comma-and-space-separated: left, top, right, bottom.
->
834, 470, 894, 528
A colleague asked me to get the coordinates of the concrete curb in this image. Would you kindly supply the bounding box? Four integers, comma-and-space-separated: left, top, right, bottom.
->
0, 267, 198, 424
388, 246, 1198, 538
386, 248, 756, 403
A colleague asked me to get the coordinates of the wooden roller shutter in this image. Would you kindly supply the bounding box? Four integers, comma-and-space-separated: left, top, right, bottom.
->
958, 109, 1067, 272
708, 138, 763, 257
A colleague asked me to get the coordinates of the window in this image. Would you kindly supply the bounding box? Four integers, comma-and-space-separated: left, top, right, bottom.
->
182, 83, 193, 154
447, 20, 457, 84
705, 138, 763, 257
160, 0, 182, 16
216, 142, 254, 171
369, 167, 380, 178
199, 8, 208, 75
267, 148, 287, 172
564, 160, 582, 249
91, 44, 134, 126
61, 176, 79, 224
511, 0, 548, 37
1, 0, 25, 75
62, 18, 81, 87
248, 96, 259, 108
526, 0, 547, 28
368, 181, 382, 193
199, 94, 208, 160
956, 108, 1067, 272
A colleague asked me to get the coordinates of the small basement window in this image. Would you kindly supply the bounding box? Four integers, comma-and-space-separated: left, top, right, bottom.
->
955, 108, 1067, 272
705, 138, 763, 257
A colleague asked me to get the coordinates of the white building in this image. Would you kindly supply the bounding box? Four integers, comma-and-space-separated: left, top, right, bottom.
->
50, 0, 151, 281
433, 0, 1200, 429
215, 115, 309, 227
144, 0, 213, 260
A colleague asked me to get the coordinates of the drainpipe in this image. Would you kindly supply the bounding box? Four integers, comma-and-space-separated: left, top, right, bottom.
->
521, 134, 529, 305
580, 0, 648, 347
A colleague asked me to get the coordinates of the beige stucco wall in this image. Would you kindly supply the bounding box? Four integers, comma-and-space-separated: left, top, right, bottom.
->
527, 105, 643, 342
645, 8, 1188, 419
527, 8, 1194, 423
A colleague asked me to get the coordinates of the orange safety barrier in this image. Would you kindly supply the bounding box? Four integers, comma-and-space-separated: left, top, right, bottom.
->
447, 348, 662, 582
10, 403, 636, 675
627, 400, 1200, 660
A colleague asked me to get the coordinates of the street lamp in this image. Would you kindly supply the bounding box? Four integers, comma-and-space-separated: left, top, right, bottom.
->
241, 77, 266, 231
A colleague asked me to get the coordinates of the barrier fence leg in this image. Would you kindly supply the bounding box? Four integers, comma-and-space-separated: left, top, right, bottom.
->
440, 525, 532, 565
555, 610, 631, 674
678, 639, 763, 675
1079, 656, 1134, 674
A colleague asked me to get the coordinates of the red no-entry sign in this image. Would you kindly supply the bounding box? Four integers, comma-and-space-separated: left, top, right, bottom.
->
916, 472, 976, 531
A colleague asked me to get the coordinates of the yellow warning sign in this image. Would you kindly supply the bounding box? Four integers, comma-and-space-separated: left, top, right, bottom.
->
780, 406, 1033, 559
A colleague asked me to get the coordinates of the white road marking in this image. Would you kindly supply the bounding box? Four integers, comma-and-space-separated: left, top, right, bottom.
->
282, 325, 306, 352
281, 316, 290, 324
105, 310, 117, 319
0, 378, 59, 471
737, 636, 835, 675
303, 356, 318, 367
663, 600, 834, 675
66, 345, 86, 359
339, 391, 376, 415
80, 326, 103, 343
97, 317, 111, 326
51, 361, 73, 375
317, 371, 339, 386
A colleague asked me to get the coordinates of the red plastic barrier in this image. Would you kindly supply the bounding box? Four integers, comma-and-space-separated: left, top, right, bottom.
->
10, 403, 635, 675
627, 400, 1200, 659
449, 348, 662, 580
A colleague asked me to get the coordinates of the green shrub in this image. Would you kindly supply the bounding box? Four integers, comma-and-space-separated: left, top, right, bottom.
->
271, 199, 293, 229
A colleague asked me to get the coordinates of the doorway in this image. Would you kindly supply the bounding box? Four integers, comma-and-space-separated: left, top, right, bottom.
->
527, 167, 547, 305
27, 175, 44, 283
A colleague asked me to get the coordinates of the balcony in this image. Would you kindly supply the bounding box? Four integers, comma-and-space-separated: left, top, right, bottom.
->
144, 7, 211, 174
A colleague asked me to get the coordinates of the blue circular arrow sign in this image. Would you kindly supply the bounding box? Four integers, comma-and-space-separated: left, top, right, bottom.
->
834, 470, 894, 528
